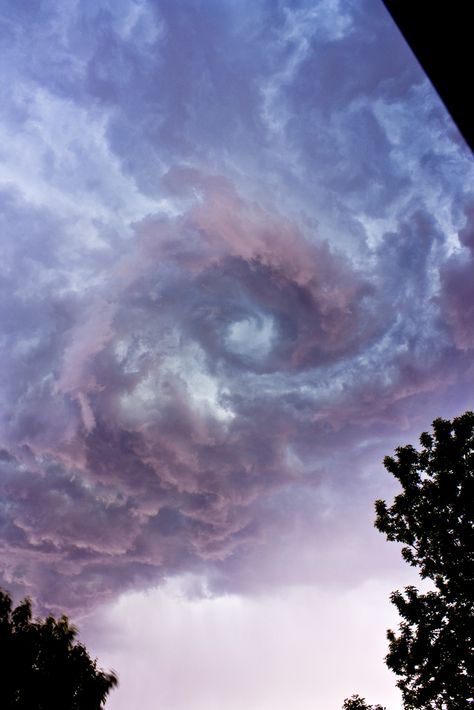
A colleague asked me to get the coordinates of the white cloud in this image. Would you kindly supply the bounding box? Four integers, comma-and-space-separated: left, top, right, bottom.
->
84, 576, 406, 710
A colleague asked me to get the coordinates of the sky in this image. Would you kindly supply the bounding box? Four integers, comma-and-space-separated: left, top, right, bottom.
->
0, 0, 473, 707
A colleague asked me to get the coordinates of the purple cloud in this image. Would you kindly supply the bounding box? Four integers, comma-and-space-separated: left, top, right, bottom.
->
439, 200, 474, 350
0, 0, 473, 618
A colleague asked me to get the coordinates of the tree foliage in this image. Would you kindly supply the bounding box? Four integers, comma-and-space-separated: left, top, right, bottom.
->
342, 694, 385, 709
374, 411, 474, 709
0, 588, 117, 709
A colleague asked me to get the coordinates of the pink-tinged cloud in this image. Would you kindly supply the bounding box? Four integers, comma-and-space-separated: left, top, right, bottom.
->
0, 0, 473, 619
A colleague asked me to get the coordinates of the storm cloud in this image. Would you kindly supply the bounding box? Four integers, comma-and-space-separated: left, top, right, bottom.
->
0, 0, 473, 613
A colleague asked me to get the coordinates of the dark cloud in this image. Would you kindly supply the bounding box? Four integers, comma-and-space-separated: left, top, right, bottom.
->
439, 199, 474, 350
0, 0, 473, 614
2, 172, 473, 613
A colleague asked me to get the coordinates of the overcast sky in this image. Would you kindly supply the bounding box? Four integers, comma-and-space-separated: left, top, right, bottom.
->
1, 0, 473, 707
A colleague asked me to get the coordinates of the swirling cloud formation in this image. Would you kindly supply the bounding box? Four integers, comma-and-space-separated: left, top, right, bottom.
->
0, 0, 473, 612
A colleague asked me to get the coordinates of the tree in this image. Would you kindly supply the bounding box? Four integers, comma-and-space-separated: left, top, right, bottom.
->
0, 588, 117, 709
374, 411, 474, 709
342, 694, 385, 709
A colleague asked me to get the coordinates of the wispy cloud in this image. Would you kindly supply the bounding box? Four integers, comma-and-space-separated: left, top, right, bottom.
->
0, 0, 473, 614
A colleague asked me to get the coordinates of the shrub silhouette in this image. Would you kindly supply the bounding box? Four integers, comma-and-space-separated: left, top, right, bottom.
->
0, 588, 117, 709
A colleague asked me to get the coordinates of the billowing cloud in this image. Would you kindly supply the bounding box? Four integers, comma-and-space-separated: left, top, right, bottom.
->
439, 199, 474, 350
0, 0, 473, 614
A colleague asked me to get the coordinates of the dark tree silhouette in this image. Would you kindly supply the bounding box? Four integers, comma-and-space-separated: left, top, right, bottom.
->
0, 588, 117, 709
342, 694, 385, 709
374, 411, 474, 709
343, 411, 473, 709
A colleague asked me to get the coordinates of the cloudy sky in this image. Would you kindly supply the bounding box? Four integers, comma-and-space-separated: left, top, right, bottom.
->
0, 0, 473, 707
